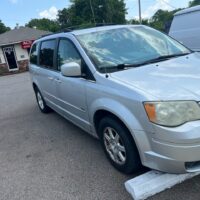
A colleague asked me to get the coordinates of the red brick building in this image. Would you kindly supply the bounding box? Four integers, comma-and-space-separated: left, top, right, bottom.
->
0, 26, 50, 75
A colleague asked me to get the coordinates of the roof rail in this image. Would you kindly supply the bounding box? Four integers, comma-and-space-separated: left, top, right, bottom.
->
40, 33, 54, 38
95, 23, 116, 27
40, 23, 120, 38
62, 23, 117, 31
40, 29, 72, 38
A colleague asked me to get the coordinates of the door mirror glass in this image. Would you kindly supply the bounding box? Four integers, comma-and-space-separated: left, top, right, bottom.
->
61, 62, 81, 77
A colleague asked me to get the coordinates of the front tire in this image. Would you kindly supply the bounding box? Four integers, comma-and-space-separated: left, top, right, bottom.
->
98, 117, 141, 174
35, 88, 51, 113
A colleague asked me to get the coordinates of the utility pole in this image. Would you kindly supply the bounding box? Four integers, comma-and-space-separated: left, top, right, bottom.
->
90, 0, 96, 24
138, 0, 142, 24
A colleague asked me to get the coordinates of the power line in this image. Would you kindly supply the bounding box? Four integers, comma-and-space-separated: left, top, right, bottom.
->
159, 0, 177, 9
135, 0, 177, 23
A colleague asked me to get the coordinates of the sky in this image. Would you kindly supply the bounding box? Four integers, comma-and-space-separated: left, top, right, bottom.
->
0, 0, 191, 28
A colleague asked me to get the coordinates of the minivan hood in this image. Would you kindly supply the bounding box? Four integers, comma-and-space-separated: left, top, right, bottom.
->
110, 53, 200, 100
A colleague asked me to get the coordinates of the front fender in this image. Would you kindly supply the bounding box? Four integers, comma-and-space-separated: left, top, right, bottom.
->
89, 98, 143, 133
89, 98, 152, 163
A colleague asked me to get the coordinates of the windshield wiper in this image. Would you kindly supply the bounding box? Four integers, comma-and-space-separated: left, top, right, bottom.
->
155, 52, 190, 60
99, 53, 191, 73
137, 52, 191, 66
99, 63, 137, 73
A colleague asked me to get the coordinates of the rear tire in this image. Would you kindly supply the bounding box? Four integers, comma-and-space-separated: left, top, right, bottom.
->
98, 117, 142, 174
35, 88, 51, 113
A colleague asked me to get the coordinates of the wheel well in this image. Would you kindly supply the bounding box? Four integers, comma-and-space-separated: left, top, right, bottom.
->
94, 110, 142, 166
32, 83, 38, 92
94, 110, 130, 137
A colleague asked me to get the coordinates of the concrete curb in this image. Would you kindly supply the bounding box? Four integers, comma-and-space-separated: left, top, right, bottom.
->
125, 170, 200, 200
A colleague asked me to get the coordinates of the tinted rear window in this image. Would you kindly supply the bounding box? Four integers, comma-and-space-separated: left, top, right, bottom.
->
30, 43, 39, 65
39, 40, 56, 69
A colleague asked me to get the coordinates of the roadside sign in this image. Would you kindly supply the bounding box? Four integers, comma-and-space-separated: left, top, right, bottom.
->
21, 40, 34, 49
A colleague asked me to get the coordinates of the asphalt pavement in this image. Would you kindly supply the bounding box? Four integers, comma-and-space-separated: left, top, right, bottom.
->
0, 72, 200, 200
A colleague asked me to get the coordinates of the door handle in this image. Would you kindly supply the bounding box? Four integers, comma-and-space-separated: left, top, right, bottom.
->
54, 78, 62, 83
32, 70, 39, 75
48, 77, 53, 80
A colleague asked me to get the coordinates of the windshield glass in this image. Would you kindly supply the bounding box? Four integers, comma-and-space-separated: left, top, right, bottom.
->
76, 26, 191, 72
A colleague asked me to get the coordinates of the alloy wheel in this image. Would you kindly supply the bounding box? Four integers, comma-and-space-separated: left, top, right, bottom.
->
103, 127, 126, 165
37, 92, 44, 110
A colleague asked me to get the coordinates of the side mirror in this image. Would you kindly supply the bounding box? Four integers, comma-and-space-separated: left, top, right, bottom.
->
61, 62, 81, 77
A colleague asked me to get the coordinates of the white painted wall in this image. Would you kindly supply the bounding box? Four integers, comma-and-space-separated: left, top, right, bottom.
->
0, 47, 6, 64
14, 44, 29, 61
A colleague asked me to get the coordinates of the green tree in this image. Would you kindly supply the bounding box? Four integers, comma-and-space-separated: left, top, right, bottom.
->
150, 10, 173, 32
189, 0, 200, 7
129, 18, 149, 25
57, 0, 126, 29
149, 9, 181, 32
127, 0, 200, 33
57, 8, 72, 29
0, 20, 10, 34
26, 18, 60, 32
149, 1, 200, 33
128, 8, 183, 33
101, 0, 127, 24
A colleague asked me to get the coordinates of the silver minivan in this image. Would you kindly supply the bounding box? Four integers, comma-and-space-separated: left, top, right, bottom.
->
29, 25, 200, 174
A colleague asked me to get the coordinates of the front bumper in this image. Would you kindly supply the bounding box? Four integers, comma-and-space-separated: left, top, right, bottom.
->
136, 120, 200, 173
144, 139, 200, 173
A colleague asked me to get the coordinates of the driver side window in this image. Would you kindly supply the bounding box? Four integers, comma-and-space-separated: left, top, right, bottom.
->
57, 39, 81, 71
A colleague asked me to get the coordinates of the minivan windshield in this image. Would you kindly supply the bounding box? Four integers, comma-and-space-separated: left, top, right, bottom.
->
77, 26, 191, 72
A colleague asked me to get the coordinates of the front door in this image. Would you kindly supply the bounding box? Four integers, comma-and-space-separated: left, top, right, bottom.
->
56, 38, 90, 132
3, 46, 18, 71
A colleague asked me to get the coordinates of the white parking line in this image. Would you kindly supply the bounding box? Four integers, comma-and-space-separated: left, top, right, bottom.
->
125, 170, 200, 200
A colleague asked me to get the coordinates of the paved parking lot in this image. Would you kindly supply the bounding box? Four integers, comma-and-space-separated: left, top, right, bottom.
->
1, 72, 200, 200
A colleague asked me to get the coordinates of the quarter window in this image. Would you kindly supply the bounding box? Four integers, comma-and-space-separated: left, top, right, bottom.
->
39, 40, 56, 69
57, 39, 81, 71
30, 43, 39, 65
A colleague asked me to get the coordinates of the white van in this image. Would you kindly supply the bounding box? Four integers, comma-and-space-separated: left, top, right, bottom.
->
169, 5, 200, 51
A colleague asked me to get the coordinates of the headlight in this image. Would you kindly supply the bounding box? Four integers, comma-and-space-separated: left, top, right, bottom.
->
144, 101, 200, 127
